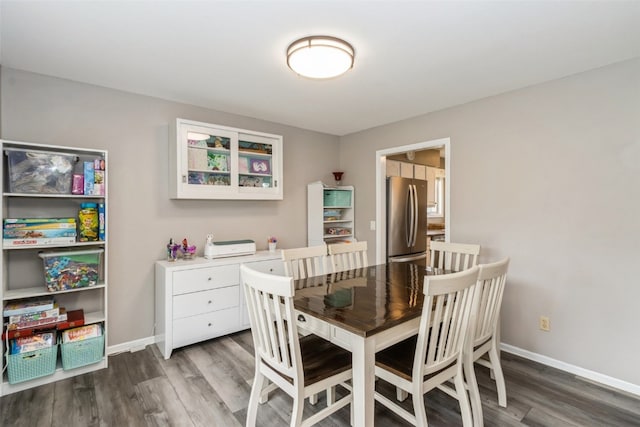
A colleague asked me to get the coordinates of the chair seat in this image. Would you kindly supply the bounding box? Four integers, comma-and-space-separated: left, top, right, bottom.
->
376, 335, 455, 383
300, 334, 352, 386
270, 334, 352, 387
376, 335, 418, 381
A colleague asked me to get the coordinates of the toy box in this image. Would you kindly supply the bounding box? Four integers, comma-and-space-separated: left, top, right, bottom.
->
5, 148, 76, 194
39, 249, 104, 292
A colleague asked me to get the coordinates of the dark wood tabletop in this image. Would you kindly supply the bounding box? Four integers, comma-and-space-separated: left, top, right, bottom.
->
293, 262, 447, 337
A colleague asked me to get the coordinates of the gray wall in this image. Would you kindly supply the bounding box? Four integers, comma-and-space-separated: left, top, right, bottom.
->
339, 58, 640, 386
0, 68, 340, 346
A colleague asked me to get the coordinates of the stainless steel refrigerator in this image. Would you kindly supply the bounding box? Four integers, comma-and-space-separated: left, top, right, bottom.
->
386, 176, 428, 262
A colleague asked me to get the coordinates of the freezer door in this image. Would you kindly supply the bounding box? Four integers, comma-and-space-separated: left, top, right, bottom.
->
413, 179, 428, 253
387, 176, 413, 258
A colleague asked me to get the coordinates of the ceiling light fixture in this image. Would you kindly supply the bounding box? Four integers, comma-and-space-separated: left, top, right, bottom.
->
287, 36, 355, 79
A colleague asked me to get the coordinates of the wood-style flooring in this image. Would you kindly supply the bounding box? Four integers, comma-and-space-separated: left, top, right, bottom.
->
1, 330, 639, 426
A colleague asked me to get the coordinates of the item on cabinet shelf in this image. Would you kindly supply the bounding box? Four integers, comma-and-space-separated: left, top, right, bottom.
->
332, 171, 344, 185
5, 148, 76, 194
326, 227, 351, 235
83, 161, 95, 195
204, 234, 215, 259
39, 249, 103, 292
323, 189, 351, 207
62, 323, 102, 343
249, 158, 271, 174
78, 203, 99, 242
10, 332, 56, 355
209, 239, 256, 258
323, 210, 342, 221
8, 306, 61, 330
3, 218, 77, 245
3, 296, 55, 317
98, 203, 106, 241
7, 344, 58, 384
61, 333, 105, 370
2, 309, 85, 340
72, 174, 84, 195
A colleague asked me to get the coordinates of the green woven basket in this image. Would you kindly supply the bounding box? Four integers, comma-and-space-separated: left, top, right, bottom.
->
323, 190, 351, 207
61, 334, 104, 370
7, 345, 58, 384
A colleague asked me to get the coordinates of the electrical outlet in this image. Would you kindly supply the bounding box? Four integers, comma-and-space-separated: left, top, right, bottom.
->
369, 220, 376, 231
539, 316, 550, 331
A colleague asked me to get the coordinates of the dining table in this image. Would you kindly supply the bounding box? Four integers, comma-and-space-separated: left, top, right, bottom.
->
293, 261, 447, 427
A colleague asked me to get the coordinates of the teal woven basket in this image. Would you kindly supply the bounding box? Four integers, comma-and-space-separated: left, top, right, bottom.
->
323, 190, 351, 207
61, 334, 104, 370
7, 345, 58, 384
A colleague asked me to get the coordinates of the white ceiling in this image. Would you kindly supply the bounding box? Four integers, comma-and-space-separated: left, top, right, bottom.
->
1, 1, 639, 136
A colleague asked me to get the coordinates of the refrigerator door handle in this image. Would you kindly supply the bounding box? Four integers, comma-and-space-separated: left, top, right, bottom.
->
411, 184, 419, 247
408, 184, 415, 247
404, 186, 413, 246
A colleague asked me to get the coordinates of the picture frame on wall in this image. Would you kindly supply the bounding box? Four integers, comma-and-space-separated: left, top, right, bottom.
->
249, 158, 271, 175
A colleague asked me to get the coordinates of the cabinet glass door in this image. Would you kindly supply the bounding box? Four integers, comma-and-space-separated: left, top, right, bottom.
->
186, 130, 232, 187
238, 134, 275, 190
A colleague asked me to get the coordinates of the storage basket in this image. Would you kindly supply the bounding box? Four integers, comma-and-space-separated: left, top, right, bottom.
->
61, 334, 104, 370
323, 209, 342, 221
323, 190, 351, 207
5, 148, 76, 194
39, 249, 104, 292
7, 345, 58, 384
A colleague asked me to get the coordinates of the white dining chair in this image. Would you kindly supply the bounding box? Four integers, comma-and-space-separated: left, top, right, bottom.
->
328, 241, 368, 272
281, 244, 329, 281
464, 257, 510, 426
430, 241, 480, 271
241, 264, 352, 427
374, 266, 480, 427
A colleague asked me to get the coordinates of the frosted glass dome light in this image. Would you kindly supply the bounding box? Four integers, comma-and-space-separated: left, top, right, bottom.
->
287, 36, 355, 79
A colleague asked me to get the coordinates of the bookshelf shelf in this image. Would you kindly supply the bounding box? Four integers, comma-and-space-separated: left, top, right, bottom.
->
0, 140, 109, 396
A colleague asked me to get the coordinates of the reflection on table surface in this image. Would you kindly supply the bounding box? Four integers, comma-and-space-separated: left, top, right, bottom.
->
293, 262, 448, 337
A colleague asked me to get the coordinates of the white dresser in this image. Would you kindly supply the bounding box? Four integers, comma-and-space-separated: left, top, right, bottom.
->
155, 251, 284, 359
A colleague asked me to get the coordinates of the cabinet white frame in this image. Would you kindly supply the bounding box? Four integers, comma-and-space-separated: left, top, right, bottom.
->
0, 139, 108, 396
155, 251, 284, 359
169, 118, 283, 200
307, 182, 355, 246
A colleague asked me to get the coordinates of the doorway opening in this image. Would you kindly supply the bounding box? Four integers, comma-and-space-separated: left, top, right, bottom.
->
375, 138, 451, 264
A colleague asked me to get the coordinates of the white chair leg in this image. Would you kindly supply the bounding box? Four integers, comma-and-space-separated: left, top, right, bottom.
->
327, 386, 336, 405
412, 387, 428, 427
309, 393, 318, 405
488, 344, 507, 407
396, 386, 409, 401
464, 357, 483, 427
291, 391, 304, 427
455, 370, 474, 427
247, 373, 266, 427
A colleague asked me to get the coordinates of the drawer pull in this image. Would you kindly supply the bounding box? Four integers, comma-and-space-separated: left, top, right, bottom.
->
297, 314, 306, 323
207, 277, 212, 281
208, 300, 212, 304
208, 323, 212, 327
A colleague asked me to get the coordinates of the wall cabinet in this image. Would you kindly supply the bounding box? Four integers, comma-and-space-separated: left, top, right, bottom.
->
307, 182, 355, 246
1, 140, 108, 396
387, 160, 426, 180
155, 251, 284, 359
169, 118, 283, 200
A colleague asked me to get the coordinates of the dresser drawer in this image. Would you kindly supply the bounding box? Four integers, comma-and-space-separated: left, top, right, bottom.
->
173, 307, 241, 348
173, 286, 239, 319
172, 264, 239, 295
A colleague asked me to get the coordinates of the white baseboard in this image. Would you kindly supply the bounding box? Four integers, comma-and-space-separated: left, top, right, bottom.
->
107, 335, 155, 355
501, 343, 640, 397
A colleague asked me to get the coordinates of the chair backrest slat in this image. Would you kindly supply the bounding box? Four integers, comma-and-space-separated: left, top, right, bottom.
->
414, 266, 480, 378
241, 264, 302, 382
430, 241, 480, 271
282, 244, 329, 280
473, 258, 510, 347
328, 241, 368, 272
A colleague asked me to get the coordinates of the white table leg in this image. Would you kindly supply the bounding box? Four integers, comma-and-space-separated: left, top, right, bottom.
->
350, 336, 376, 427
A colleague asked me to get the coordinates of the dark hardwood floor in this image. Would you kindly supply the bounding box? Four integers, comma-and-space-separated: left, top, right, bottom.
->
1, 330, 639, 426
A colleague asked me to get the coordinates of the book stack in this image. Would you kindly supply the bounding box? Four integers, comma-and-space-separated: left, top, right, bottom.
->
3, 217, 77, 247
2, 297, 85, 340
